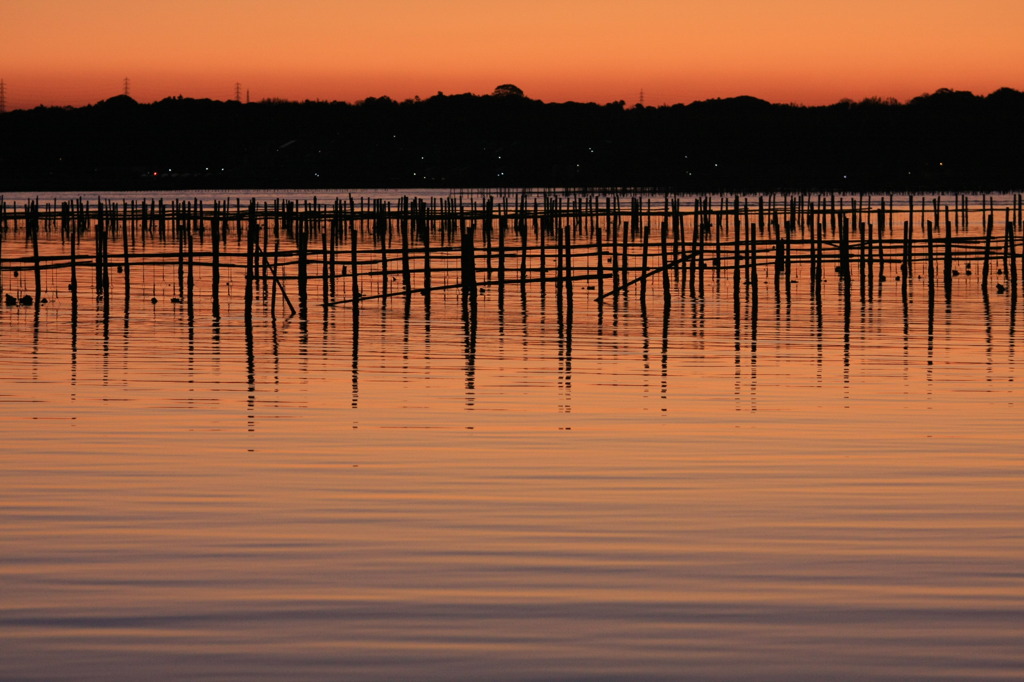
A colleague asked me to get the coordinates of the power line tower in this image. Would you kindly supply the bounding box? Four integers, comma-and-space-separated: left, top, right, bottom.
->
0, 80, 6, 114
235, 82, 242, 102
123, 77, 131, 97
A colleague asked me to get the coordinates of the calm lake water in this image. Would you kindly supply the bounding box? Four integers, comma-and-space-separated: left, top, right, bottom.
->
2, 191, 1022, 681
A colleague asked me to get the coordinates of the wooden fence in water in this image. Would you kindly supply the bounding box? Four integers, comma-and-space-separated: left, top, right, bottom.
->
1, 192, 1023, 317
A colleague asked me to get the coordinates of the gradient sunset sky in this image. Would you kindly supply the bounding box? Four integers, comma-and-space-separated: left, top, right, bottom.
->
3, 0, 1022, 110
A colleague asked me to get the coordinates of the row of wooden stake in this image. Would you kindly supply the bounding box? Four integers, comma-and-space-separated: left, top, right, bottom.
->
1, 193, 1022, 315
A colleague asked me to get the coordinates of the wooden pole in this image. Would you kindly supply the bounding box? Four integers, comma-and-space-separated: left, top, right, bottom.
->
350, 222, 360, 303
610, 202, 620, 295
378, 201, 389, 306
982, 203, 994, 292
186, 216, 195, 319
245, 199, 257, 319
497, 207, 507, 292
460, 223, 477, 295
660, 211, 670, 300
176, 202, 185, 300
26, 201, 41, 305
839, 206, 851, 284
211, 202, 221, 318
1019, 194, 1024, 297
1006, 208, 1017, 291
621, 200, 630, 290
733, 196, 742, 296
564, 212, 573, 318
641, 200, 651, 301
400, 197, 412, 293
0, 198, 4, 299
297, 212, 309, 317
67, 205, 79, 306
420, 200, 432, 297
95, 202, 104, 297
943, 202, 953, 297
122, 200, 131, 305
321, 205, 330, 311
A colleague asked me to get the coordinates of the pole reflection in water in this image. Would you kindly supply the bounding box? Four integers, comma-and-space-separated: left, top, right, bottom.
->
983, 288, 993, 381
245, 296, 256, 433
1010, 283, 1018, 341
70, 276, 78, 397
402, 293, 412, 371
749, 264, 758, 412
928, 276, 936, 389
843, 275, 852, 394
462, 288, 477, 409
351, 297, 360, 411
558, 240, 573, 418
660, 298, 670, 407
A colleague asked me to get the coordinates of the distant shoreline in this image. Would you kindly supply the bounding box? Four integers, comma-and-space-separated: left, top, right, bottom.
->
2, 88, 1022, 192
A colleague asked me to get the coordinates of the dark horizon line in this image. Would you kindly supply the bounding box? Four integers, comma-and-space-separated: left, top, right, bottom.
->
6, 84, 1023, 114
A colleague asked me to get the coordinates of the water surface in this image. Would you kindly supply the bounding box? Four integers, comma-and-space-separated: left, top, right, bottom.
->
2, 194, 1022, 681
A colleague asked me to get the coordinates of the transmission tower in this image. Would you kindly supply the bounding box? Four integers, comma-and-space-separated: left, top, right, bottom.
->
235, 82, 242, 102
0, 80, 6, 114
123, 77, 130, 97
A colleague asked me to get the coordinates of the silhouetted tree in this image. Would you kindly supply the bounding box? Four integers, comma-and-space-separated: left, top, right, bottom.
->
492, 84, 525, 98
1, 87, 1021, 191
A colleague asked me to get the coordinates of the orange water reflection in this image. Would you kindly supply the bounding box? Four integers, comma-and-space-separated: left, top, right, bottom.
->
2, 201, 1023, 681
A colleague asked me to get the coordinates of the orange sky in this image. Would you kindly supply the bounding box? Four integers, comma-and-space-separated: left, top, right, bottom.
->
3, 0, 1022, 110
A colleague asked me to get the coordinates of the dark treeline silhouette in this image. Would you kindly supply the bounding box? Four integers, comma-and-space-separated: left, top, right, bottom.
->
1, 86, 1022, 191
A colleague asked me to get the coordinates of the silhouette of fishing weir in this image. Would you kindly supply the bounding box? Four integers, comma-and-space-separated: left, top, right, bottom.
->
1, 192, 1022, 324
